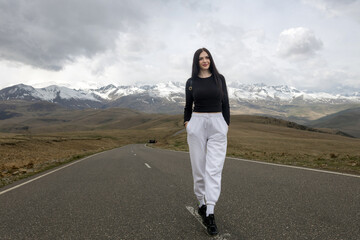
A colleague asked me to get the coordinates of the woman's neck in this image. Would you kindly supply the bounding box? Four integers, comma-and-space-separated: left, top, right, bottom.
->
198, 70, 212, 78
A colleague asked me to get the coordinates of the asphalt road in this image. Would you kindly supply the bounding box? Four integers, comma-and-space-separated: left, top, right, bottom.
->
0, 144, 359, 240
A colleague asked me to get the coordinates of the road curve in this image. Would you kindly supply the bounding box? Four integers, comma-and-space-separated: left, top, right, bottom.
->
0, 144, 359, 239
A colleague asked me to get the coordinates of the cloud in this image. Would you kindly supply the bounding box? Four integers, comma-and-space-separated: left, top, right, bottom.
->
181, 0, 216, 12
0, 0, 146, 70
277, 27, 323, 61
299, 68, 359, 92
302, 0, 360, 21
0, 0, 359, 94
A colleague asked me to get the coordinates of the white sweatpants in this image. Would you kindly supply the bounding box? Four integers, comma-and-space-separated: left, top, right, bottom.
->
186, 112, 228, 206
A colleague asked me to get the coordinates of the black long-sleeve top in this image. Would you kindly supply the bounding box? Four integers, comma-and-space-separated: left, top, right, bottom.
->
184, 74, 230, 125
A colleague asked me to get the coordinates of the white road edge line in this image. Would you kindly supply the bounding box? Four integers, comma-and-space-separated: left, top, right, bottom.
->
145, 163, 151, 168
227, 156, 360, 179
144, 144, 360, 179
185, 206, 231, 240
0, 151, 104, 196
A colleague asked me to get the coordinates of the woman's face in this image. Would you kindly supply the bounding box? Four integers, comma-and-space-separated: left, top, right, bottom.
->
198, 51, 210, 71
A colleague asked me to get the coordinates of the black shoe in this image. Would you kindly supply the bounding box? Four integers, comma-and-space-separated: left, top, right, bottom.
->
204, 214, 219, 236
198, 205, 207, 224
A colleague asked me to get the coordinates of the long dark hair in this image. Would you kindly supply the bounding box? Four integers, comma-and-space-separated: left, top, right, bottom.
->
191, 48, 223, 97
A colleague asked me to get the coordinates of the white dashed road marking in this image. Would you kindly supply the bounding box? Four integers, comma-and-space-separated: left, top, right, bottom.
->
185, 206, 205, 228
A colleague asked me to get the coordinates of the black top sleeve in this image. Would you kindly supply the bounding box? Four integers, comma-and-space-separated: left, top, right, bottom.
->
184, 78, 193, 123
221, 75, 230, 126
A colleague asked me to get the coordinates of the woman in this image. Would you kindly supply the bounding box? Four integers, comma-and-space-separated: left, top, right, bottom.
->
184, 48, 230, 236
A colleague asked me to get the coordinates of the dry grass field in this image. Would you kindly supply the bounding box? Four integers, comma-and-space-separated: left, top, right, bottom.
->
155, 115, 360, 175
1, 106, 359, 187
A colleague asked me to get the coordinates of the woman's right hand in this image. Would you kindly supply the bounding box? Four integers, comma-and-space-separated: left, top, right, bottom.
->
184, 121, 188, 128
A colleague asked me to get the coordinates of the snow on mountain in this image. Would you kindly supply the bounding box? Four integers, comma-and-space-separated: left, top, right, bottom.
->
1, 82, 360, 105
0, 84, 36, 101
0, 84, 100, 102
113, 86, 146, 98
36, 85, 99, 101
227, 83, 303, 101
228, 84, 303, 101
153, 82, 183, 97
88, 81, 184, 101
150, 81, 184, 102
87, 84, 117, 100
228, 83, 360, 103
87, 84, 146, 100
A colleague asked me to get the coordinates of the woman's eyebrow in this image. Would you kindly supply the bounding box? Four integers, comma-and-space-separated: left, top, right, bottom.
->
199, 56, 209, 60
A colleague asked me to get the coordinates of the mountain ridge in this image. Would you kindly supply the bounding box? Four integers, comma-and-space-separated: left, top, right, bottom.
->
1, 82, 360, 105
308, 107, 360, 138
1, 83, 360, 126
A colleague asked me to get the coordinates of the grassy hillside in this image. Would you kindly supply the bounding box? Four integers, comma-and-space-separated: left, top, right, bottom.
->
0, 101, 170, 133
309, 107, 360, 138
230, 102, 360, 124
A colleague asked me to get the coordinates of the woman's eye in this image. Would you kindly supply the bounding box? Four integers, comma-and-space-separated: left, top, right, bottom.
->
199, 56, 209, 61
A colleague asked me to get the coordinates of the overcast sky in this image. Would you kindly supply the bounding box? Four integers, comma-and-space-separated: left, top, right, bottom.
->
0, 0, 359, 93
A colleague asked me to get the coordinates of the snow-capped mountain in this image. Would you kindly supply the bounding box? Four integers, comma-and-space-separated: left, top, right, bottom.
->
86, 82, 360, 104
1, 82, 359, 111
86, 81, 184, 102
0, 84, 99, 101
227, 83, 360, 103
0, 84, 102, 109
